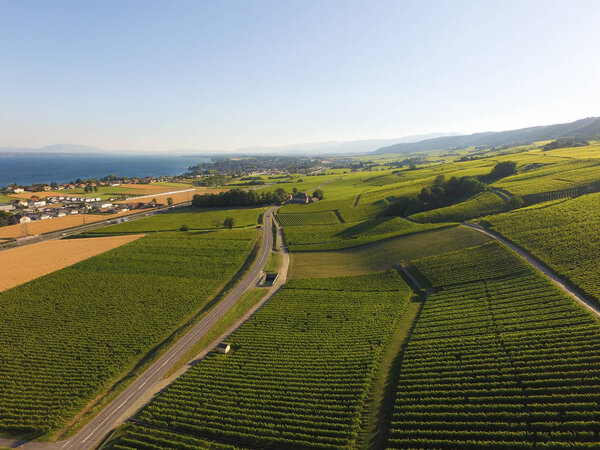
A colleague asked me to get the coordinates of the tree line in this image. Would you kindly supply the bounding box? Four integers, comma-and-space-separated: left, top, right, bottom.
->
192, 188, 289, 208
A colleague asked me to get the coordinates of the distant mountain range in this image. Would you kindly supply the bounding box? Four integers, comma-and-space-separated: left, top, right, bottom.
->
0, 133, 454, 156
375, 117, 600, 154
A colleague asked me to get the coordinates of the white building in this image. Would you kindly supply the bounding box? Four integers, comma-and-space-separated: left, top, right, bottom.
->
11, 188, 24, 193
0, 203, 14, 212
19, 216, 31, 223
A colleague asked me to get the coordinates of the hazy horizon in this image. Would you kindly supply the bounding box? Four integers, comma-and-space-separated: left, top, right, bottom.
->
2, 0, 599, 152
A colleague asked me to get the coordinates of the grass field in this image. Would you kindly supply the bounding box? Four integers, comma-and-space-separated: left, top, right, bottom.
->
480, 192, 600, 306
284, 217, 451, 251
86, 207, 266, 234
409, 191, 507, 223
106, 272, 412, 449
0, 228, 257, 437
277, 210, 341, 226
389, 242, 600, 448
289, 226, 491, 278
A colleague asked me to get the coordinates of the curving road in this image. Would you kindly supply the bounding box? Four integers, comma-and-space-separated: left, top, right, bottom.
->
464, 223, 600, 319
0, 207, 276, 450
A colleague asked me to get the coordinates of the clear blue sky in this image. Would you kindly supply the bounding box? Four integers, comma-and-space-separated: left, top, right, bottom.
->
1, 0, 599, 151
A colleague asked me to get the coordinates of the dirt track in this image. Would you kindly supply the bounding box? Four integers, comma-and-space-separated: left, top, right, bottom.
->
0, 235, 144, 292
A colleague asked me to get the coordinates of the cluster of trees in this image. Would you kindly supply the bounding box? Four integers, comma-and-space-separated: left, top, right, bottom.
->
192, 188, 288, 208
386, 162, 518, 217
542, 139, 589, 151
386, 175, 486, 217
0, 211, 18, 227
83, 184, 99, 192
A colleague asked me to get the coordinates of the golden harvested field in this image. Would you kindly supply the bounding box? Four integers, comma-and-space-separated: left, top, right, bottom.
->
118, 187, 227, 205
0, 234, 144, 292
0, 211, 139, 239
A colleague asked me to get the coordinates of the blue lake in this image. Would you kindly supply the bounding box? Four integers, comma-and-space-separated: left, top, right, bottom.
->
0, 154, 210, 186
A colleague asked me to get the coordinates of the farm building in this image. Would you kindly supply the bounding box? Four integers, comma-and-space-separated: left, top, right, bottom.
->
0, 203, 15, 212
291, 192, 309, 204
217, 342, 231, 354
19, 216, 31, 223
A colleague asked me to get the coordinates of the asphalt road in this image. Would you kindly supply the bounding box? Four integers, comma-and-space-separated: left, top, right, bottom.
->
0, 207, 275, 450
464, 223, 600, 319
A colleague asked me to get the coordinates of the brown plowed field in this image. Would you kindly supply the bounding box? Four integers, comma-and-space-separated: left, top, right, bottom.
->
0, 234, 144, 292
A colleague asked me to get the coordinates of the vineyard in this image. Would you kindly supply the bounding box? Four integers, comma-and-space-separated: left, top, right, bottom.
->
107, 271, 412, 449
493, 159, 600, 196
0, 229, 257, 436
276, 210, 342, 226
411, 241, 529, 288
409, 191, 506, 223
389, 243, 600, 448
480, 192, 600, 307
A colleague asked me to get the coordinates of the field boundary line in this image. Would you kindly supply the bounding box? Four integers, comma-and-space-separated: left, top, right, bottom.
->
464, 222, 600, 318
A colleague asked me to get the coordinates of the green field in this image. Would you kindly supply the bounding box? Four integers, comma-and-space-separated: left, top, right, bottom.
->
493, 159, 600, 196
480, 192, 600, 306
277, 210, 341, 226
290, 226, 491, 278
86, 207, 266, 234
0, 229, 257, 436
283, 217, 451, 251
107, 272, 412, 449
389, 243, 600, 448
409, 191, 507, 223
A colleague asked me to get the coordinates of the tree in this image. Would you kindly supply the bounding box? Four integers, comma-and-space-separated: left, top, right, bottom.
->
151, 198, 157, 205
292, 187, 298, 195
93, 185, 98, 192
167, 197, 174, 206
179, 224, 189, 231
505, 194, 524, 210
489, 161, 517, 180
211, 217, 222, 228
312, 189, 324, 200
223, 217, 235, 229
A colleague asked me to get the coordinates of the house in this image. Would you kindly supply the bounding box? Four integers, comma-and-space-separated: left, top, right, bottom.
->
57, 211, 67, 217
291, 192, 309, 204
39, 214, 51, 220
19, 216, 31, 223
11, 188, 24, 194
0, 203, 14, 212
216, 342, 231, 354
42, 185, 52, 191
30, 200, 47, 208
